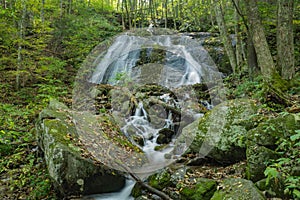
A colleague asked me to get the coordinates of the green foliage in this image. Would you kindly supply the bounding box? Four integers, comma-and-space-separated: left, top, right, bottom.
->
0, 1, 122, 198
264, 129, 300, 199
51, 10, 121, 68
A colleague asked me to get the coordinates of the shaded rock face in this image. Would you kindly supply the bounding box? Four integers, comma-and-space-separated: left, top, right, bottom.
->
182, 99, 258, 164
246, 112, 300, 182
36, 99, 125, 197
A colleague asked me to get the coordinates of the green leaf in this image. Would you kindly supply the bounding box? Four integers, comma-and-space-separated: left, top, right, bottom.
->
290, 132, 300, 141
293, 189, 300, 198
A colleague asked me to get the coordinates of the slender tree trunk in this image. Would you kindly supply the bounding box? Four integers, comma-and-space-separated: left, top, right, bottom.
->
234, 2, 243, 73
164, 0, 168, 28
60, 0, 63, 18
244, 0, 276, 78
277, 0, 294, 79
121, 0, 126, 29
171, 0, 176, 29
213, 0, 237, 73
41, 0, 45, 24
1, 0, 7, 8
68, 0, 72, 14
17, 0, 26, 90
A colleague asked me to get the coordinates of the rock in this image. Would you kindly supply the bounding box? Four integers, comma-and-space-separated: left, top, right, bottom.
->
255, 178, 285, 198
179, 178, 217, 200
148, 168, 173, 190
36, 99, 126, 197
182, 99, 258, 164
247, 113, 300, 147
246, 145, 279, 182
156, 128, 175, 144
246, 113, 300, 182
211, 178, 265, 200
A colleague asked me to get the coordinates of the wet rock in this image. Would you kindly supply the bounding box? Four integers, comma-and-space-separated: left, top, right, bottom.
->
132, 135, 145, 146
211, 178, 265, 200
36, 99, 126, 197
156, 128, 175, 144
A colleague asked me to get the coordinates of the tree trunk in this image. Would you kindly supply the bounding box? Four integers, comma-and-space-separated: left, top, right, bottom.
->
60, 0, 63, 18
164, 0, 168, 28
234, 1, 245, 73
16, 0, 27, 90
247, 30, 259, 78
277, 0, 294, 79
244, 0, 276, 78
213, 0, 237, 73
41, 0, 45, 24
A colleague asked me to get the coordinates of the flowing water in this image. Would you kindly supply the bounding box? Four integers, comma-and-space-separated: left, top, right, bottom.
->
78, 29, 224, 199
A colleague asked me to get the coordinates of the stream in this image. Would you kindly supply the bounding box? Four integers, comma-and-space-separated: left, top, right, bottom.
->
76, 28, 223, 199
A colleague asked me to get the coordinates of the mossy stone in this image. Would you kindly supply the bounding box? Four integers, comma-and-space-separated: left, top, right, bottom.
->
36, 99, 126, 197
187, 99, 258, 164
180, 178, 217, 200
148, 168, 172, 190
211, 178, 265, 200
246, 145, 279, 182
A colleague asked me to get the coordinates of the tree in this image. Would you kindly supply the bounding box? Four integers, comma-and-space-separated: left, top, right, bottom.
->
277, 0, 295, 79
244, 0, 276, 79
213, 0, 237, 73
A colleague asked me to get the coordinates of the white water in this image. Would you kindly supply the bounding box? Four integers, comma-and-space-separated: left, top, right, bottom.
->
80, 29, 223, 199
90, 32, 221, 88
87, 179, 135, 200
122, 94, 177, 169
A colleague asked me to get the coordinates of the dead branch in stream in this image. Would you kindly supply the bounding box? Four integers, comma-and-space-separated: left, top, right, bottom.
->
128, 171, 173, 200
119, 164, 173, 200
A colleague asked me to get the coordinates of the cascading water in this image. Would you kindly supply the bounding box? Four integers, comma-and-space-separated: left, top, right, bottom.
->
75, 28, 224, 199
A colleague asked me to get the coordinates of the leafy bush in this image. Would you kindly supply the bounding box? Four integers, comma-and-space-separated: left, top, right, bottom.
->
264, 129, 300, 199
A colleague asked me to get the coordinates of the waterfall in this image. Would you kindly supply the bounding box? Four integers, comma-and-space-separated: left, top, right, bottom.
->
75, 28, 225, 200
90, 32, 221, 88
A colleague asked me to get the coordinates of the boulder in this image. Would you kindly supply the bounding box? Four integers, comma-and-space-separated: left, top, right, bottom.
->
246, 113, 300, 182
180, 99, 258, 164
211, 178, 265, 200
156, 128, 175, 144
179, 178, 217, 200
246, 145, 279, 182
36, 99, 126, 197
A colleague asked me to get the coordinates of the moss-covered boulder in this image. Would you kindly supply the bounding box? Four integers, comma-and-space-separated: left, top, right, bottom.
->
255, 177, 285, 198
179, 178, 217, 200
36, 99, 125, 197
246, 113, 300, 182
148, 168, 173, 190
182, 99, 258, 164
211, 178, 265, 200
246, 145, 279, 182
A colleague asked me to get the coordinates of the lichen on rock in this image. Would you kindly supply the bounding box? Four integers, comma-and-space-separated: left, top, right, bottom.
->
36, 99, 126, 197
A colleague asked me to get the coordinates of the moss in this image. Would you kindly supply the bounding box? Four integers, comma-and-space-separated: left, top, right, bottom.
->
270, 72, 289, 92
131, 183, 143, 198
148, 169, 172, 190
246, 145, 279, 182
189, 99, 258, 163
43, 119, 81, 154
211, 178, 265, 200
180, 178, 217, 200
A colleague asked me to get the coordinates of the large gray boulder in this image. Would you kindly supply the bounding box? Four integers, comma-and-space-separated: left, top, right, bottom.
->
36, 99, 126, 197
178, 99, 258, 164
210, 178, 265, 200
